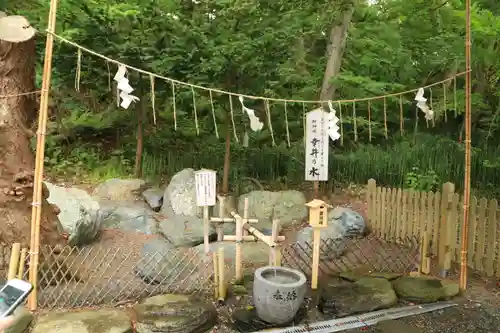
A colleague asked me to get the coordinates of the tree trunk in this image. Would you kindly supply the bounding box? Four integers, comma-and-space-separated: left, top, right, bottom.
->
0, 15, 62, 247
221, 112, 231, 195
319, 7, 354, 101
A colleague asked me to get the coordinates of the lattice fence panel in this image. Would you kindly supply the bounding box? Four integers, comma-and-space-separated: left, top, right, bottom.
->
282, 235, 420, 279
23, 244, 215, 309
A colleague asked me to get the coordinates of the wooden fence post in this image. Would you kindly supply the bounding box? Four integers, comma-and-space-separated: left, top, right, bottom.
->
437, 182, 455, 277
367, 179, 377, 228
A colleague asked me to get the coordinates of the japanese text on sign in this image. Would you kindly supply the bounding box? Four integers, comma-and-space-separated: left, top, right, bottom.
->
305, 108, 329, 181
195, 169, 217, 206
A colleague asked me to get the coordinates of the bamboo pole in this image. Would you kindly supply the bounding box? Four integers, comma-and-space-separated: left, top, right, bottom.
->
217, 247, 226, 302
311, 227, 321, 289
210, 217, 259, 223
18, 248, 28, 279
460, 0, 472, 291
421, 232, 431, 275
203, 206, 210, 254
235, 213, 243, 281
28, 0, 60, 311
229, 211, 275, 246
269, 219, 281, 266
243, 198, 249, 236
217, 197, 225, 241
223, 235, 285, 242
212, 251, 219, 300
7, 243, 21, 280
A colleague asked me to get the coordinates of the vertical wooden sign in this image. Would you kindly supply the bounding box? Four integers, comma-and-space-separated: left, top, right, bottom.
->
305, 108, 329, 182
195, 169, 217, 255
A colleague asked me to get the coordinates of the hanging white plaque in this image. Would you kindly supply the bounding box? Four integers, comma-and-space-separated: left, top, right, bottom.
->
195, 169, 217, 206
305, 108, 329, 181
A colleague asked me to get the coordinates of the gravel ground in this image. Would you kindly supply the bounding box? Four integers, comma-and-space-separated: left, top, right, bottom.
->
341, 301, 500, 333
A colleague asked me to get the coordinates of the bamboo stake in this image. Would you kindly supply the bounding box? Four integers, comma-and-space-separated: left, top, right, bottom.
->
217, 247, 226, 302
460, 0, 472, 291
212, 251, 219, 300
28, 0, 60, 311
269, 219, 281, 266
8, 243, 21, 280
18, 248, 28, 279
311, 226, 321, 290
203, 206, 210, 255
243, 197, 249, 236
235, 213, 243, 281
421, 232, 431, 274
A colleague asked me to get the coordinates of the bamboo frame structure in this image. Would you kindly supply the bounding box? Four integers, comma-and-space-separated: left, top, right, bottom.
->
459, 0, 472, 290
27, 0, 59, 311
209, 197, 285, 282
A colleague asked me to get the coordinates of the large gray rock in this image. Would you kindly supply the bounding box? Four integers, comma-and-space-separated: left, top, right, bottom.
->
134, 239, 208, 288
158, 169, 215, 247
142, 188, 164, 211
159, 215, 216, 247
133, 294, 217, 333
31, 308, 132, 333
92, 178, 146, 201
44, 182, 102, 246
101, 201, 158, 235
293, 206, 365, 261
319, 277, 398, 317
330, 206, 366, 236
161, 169, 201, 217
392, 276, 460, 303
295, 223, 347, 260
238, 190, 307, 229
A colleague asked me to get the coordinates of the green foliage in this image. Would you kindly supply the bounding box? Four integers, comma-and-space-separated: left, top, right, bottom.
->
404, 167, 440, 192
2, 0, 500, 197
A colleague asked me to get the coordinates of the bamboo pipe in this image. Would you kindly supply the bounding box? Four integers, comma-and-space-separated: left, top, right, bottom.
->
210, 217, 259, 223
222, 235, 285, 242
28, 0, 60, 311
229, 209, 276, 247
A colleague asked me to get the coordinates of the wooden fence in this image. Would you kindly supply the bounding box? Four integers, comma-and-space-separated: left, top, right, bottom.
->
366, 179, 500, 278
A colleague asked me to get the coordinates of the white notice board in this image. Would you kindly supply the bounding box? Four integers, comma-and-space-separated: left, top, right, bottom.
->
195, 169, 217, 206
305, 108, 329, 181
